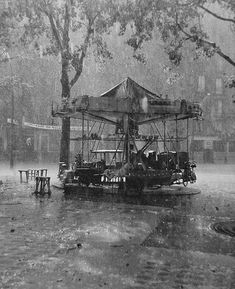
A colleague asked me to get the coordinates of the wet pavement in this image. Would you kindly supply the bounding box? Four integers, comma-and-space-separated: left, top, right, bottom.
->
0, 164, 235, 289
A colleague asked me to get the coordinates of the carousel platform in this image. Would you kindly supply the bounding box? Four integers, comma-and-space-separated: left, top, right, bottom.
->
53, 180, 201, 196
142, 185, 201, 196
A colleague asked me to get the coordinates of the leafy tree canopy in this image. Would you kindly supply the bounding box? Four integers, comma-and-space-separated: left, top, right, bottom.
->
1, 0, 121, 98
117, 0, 235, 84
2, 0, 235, 88
0, 0, 125, 165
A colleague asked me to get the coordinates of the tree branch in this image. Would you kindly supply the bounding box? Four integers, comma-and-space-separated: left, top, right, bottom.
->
198, 5, 235, 24
176, 21, 235, 67
177, 0, 198, 7
38, 0, 63, 51
70, 30, 90, 88
70, 14, 97, 88
46, 12, 63, 51
215, 48, 235, 67
55, 16, 64, 36
62, 0, 71, 51
70, 57, 82, 88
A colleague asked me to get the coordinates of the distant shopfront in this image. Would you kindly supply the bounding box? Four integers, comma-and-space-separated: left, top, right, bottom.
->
0, 119, 83, 163
191, 136, 235, 163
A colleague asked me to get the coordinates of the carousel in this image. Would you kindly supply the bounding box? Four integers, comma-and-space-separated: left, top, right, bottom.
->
53, 77, 202, 194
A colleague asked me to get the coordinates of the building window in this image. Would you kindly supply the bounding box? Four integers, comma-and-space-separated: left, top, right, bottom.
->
213, 140, 225, 152
49, 134, 59, 152
229, 141, 235, 152
191, 140, 203, 152
216, 78, 223, 94
217, 99, 223, 115
198, 75, 205, 92
195, 121, 203, 133
70, 141, 75, 152
189, 75, 194, 85
41, 135, 49, 152
232, 94, 235, 104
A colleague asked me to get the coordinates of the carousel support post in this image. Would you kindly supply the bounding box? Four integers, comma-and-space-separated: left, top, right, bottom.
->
163, 120, 166, 152
127, 118, 130, 165
163, 119, 168, 168
122, 135, 126, 166
175, 115, 179, 169
125, 132, 130, 165
127, 115, 133, 165
122, 114, 130, 165
186, 118, 189, 154
82, 111, 85, 161
87, 120, 90, 162
191, 118, 195, 161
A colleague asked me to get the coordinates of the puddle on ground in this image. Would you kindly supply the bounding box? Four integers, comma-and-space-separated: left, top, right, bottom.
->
142, 214, 235, 256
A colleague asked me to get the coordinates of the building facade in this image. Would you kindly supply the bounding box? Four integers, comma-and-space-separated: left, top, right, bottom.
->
189, 4, 235, 163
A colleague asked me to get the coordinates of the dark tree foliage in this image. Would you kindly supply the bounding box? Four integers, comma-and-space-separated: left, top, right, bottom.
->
118, 0, 235, 85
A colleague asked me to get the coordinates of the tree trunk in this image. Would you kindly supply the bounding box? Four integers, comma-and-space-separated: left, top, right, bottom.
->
59, 52, 71, 168
60, 117, 70, 168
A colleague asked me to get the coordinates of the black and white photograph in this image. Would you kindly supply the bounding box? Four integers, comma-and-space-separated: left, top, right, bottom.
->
0, 0, 234, 288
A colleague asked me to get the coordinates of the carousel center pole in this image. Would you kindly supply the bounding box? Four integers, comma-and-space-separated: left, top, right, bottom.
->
82, 111, 85, 161
163, 119, 166, 152
125, 123, 130, 165
187, 118, 189, 154
175, 115, 179, 169
87, 119, 89, 162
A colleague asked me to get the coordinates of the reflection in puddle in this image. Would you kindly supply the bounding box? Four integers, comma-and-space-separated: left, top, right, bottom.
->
142, 214, 235, 256
1, 169, 235, 289
63, 189, 195, 210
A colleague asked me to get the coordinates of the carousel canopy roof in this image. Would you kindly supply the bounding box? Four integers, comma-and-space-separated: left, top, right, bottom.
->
100, 77, 160, 100
53, 77, 202, 124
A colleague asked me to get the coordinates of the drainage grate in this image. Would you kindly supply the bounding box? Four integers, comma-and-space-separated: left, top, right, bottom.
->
211, 221, 235, 237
